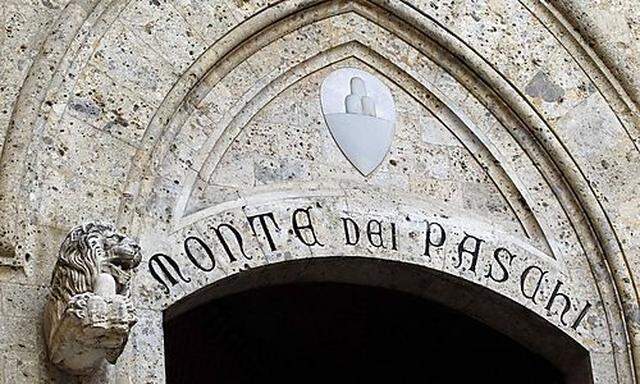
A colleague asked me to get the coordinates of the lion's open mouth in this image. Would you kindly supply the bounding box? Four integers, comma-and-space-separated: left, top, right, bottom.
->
105, 245, 142, 268
102, 251, 141, 293
109, 255, 137, 270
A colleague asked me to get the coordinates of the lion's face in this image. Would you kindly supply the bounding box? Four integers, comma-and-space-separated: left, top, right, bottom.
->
102, 231, 141, 270
98, 229, 142, 293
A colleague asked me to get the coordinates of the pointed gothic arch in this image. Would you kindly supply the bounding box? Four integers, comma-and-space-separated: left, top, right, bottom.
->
0, 1, 637, 382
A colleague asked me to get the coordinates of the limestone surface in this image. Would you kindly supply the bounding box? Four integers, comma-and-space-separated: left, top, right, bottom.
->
0, 1, 639, 383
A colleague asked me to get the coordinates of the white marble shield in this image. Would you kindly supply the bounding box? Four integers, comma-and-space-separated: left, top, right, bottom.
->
321, 68, 396, 176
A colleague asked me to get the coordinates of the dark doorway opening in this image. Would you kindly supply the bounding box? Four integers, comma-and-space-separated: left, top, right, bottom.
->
165, 282, 566, 383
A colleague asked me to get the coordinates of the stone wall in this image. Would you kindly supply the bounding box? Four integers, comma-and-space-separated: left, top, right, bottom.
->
0, 0, 639, 383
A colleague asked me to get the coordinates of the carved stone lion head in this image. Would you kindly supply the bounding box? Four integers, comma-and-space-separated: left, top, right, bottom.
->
45, 222, 142, 375
50, 222, 141, 304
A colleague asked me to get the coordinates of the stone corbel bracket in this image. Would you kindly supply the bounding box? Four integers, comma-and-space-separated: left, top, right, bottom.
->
43, 222, 142, 376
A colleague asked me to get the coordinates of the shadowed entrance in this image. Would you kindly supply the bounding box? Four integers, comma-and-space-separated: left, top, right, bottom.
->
165, 282, 565, 383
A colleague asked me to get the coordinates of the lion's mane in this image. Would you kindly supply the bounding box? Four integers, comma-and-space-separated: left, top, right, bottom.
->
49, 222, 111, 304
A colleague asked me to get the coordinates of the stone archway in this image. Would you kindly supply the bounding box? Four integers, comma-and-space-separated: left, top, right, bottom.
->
163, 258, 592, 384
166, 283, 567, 383
134, 192, 610, 382
0, 0, 638, 383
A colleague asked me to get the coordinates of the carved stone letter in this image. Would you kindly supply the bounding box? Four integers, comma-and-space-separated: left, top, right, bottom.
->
43, 222, 142, 376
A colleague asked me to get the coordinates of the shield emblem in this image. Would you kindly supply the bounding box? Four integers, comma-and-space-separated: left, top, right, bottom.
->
320, 68, 396, 176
